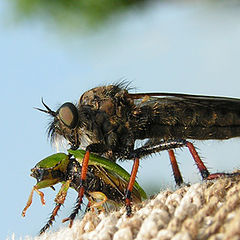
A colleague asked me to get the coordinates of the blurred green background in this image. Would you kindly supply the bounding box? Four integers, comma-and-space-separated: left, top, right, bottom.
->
10, 0, 147, 30
2, 0, 240, 239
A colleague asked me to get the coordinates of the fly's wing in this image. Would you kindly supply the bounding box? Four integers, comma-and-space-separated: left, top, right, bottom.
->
127, 92, 240, 131
79, 83, 240, 112
128, 92, 240, 110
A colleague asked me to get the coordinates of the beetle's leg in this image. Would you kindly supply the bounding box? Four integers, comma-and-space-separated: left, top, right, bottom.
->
88, 191, 108, 211
55, 180, 71, 204
125, 157, 140, 216
35, 187, 46, 205
22, 186, 45, 217
62, 151, 90, 227
39, 180, 71, 235
22, 188, 35, 217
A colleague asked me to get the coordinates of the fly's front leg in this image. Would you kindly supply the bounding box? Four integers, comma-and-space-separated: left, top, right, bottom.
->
40, 180, 71, 235
40, 205, 61, 235
62, 151, 90, 227
62, 143, 108, 227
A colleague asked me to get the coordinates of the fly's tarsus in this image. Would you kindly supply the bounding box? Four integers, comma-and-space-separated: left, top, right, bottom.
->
39, 204, 62, 235
62, 188, 84, 227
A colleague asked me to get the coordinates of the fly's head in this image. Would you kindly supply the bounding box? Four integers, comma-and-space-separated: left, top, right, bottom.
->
36, 99, 80, 150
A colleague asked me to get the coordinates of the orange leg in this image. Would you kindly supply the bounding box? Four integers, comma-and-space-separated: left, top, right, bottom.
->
168, 149, 183, 185
125, 157, 140, 216
62, 150, 90, 227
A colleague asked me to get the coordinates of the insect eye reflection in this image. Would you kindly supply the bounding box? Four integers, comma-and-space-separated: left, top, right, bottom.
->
57, 102, 78, 129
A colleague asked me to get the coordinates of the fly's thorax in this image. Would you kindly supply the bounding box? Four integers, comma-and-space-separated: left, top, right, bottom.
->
78, 83, 134, 119
78, 84, 126, 111
39, 83, 135, 151
77, 106, 119, 148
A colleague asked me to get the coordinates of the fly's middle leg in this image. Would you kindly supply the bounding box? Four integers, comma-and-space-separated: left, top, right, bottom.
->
168, 149, 184, 186
125, 157, 139, 216
130, 139, 210, 183
124, 139, 190, 216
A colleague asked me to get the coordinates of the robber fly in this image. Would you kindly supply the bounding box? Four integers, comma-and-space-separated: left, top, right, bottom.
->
22, 150, 146, 234
37, 82, 240, 218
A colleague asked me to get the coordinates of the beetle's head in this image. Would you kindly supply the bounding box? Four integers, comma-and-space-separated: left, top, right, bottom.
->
31, 153, 69, 188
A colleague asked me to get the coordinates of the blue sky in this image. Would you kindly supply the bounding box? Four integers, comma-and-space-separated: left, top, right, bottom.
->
1, 1, 240, 239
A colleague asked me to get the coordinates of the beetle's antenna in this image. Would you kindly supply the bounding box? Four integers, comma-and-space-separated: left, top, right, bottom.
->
35, 98, 57, 117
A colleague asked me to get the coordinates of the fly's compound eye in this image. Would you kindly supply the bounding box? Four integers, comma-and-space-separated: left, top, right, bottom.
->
58, 102, 78, 129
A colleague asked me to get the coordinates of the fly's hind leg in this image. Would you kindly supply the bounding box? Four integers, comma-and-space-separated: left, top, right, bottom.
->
134, 139, 240, 183
185, 141, 240, 180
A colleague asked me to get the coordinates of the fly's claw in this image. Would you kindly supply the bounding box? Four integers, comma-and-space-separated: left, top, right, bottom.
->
126, 204, 132, 217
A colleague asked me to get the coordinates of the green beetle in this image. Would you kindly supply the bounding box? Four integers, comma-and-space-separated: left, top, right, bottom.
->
22, 150, 147, 234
